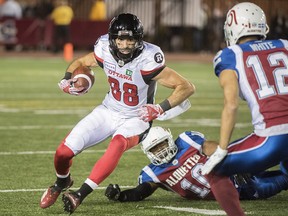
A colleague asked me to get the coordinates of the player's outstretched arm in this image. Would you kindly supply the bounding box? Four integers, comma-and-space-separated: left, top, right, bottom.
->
201, 146, 228, 175
138, 66, 195, 122
105, 182, 158, 202
201, 70, 238, 175
154, 66, 195, 109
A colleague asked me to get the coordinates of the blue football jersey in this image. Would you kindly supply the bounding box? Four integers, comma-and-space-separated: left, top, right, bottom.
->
138, 131, 215, 200
213, 39, 288, 136
138, 131, 288, 201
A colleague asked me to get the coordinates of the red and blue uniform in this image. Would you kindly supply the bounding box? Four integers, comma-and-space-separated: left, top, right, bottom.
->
139, 131, 218, 200
213, 39, 288, 176
139, 131, 288, 200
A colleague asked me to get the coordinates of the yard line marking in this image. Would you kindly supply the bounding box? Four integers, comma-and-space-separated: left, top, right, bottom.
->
154, 206, 251, 215
0, 149, 141, 156
34, 109, 90, 115
0, 186, 133, 193
0, 191, 251, 215
154, 206, 225, 215
0, 120, 251, 130
0, 125, 74, 130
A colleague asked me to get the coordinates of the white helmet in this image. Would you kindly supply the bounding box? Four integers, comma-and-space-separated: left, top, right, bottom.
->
141, 126, 178, 165
224, 2, 269, 46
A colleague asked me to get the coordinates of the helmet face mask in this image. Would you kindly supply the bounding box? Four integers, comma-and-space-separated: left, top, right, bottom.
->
224, 2, 269, 46
108, 13, 144, 66
114, 36, 138, 55
141, 127, 178, 165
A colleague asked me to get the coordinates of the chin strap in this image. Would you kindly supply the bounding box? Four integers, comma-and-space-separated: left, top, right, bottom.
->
109, 44, 143, 67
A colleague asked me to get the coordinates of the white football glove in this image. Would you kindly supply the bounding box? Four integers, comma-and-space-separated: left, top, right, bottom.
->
58, 79, 86, 96
157, 99, 191, 121
137, 104, 164, 122
201, 146, 228, 175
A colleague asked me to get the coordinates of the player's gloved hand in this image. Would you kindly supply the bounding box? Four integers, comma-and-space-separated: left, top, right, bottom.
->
105, 184, 121, 201
137, 104, 164, 122
201, 146, 228, 175
58, 79, 85, 96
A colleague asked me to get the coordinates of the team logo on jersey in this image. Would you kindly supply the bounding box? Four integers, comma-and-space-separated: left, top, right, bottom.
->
126, 69, 133, 77
108, 70, 133, 81
154, 52, 164, 63
104, 61, 116, 71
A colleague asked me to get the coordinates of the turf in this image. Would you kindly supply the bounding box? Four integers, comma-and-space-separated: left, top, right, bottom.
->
0, 56, 287, 216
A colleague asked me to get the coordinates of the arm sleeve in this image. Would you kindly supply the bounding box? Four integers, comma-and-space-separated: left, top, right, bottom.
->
213, 48, 237, 77
118, 182, 158, 202
208, 174, 245, 216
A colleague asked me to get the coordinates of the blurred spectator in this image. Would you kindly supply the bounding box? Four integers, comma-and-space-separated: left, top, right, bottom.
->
210, 4, 225, 52
22, 2, 35, 18
89, 0, 107, 21
201, 1, 212, 52
270, 10, 288, 39
0, 0, 22, 51
50, 0, 73, 53
34, 0, 54, 20
0, 0, 22, 19
191, 0, 208, 52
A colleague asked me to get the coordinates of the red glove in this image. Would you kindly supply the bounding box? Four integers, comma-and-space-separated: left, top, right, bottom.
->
58, 79, 85, 96
137, 104, 164, 122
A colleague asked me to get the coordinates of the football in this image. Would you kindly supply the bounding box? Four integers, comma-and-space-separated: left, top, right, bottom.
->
71, 66, 95, 93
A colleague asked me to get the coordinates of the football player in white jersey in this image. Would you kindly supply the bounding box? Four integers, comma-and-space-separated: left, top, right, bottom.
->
201, 2, 288, 175
39, 13, 195, 214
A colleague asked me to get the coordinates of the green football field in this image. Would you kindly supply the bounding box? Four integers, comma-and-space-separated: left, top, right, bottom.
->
0, 56, 287, 216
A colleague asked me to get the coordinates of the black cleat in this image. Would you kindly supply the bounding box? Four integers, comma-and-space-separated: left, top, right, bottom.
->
62, 191, 81, 214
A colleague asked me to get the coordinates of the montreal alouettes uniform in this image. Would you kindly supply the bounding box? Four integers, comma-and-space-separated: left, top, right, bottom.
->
93, 34, 165, 118
138, 131, 215, 200
211, 39, 288, 176
213, 39, 288, 136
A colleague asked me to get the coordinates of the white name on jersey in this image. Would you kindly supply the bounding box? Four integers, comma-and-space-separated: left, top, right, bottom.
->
249, 42, 276, 51
165, 154, 201, 187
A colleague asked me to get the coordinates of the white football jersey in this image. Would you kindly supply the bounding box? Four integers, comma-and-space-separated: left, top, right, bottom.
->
94, 34, 166, 118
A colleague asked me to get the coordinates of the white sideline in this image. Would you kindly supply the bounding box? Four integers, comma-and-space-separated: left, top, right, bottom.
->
154, 206, 251, 215
0, 189, 233, 215
0, 120, 251, 131
0, 186, 133, 193
0, 149, 141, 156
154, 206, 226, 215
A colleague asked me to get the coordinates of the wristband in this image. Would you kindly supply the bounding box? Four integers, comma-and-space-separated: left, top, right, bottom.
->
159, 99, 171, 112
